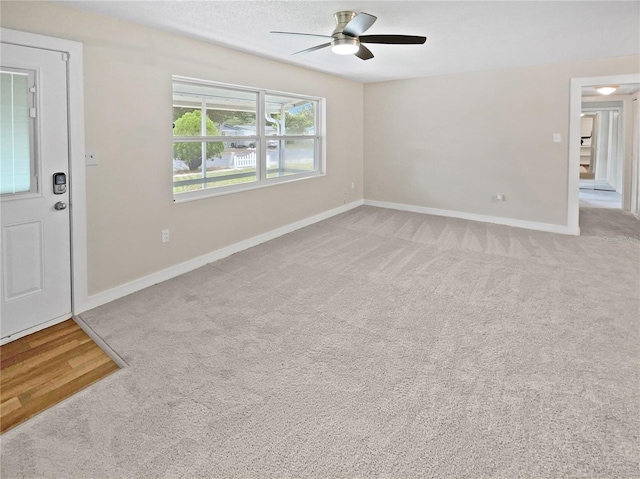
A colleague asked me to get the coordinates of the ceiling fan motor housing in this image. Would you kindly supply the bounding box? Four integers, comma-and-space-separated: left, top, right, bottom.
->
333, 11, 357, 33
332, 11, 360, 52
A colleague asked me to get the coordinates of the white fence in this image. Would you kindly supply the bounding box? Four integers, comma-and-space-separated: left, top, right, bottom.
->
231, 152, 256, 169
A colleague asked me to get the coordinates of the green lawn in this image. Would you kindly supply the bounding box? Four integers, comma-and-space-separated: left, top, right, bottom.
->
173, 168, 256, 194
173, 162, 314, 194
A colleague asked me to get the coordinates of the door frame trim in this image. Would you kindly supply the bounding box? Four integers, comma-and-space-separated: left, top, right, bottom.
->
568, 73, 640, 234
1, 29, 88, 321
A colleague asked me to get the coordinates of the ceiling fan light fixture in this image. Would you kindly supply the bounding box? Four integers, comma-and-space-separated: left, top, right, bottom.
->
596, 85, 619, 95
331, 37, 359, 55
272, 11, 427, 61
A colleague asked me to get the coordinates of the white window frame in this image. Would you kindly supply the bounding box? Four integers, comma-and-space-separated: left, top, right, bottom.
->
172, 76, 326, 203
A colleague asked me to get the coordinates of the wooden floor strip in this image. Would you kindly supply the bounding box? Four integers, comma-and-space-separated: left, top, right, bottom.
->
1, 328, 88, 371
0, 319, 119, 434
0, 397, 21, 416
27, 321, 82, 348
1, 339, 83, 382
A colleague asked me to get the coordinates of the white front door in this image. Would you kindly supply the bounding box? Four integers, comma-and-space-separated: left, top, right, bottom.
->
0, 43, 71, 341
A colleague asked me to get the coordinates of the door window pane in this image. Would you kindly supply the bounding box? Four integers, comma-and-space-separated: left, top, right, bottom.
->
1, 70, 33, 195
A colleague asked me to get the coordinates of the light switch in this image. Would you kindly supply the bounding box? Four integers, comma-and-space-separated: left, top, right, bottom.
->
553, 133, 562, 143
85, 148, 99, 166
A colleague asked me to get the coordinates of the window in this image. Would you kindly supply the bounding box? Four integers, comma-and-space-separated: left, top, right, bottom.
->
172, 77, 324, 201
1, 68, 37, 196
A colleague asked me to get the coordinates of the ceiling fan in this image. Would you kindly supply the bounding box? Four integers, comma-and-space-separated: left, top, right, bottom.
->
271, 11, 426, 61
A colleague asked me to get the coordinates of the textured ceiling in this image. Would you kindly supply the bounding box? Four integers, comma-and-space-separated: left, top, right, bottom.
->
60, 1, 640, 83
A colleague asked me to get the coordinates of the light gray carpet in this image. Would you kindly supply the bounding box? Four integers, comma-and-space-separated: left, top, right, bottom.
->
1, 206, 638, 478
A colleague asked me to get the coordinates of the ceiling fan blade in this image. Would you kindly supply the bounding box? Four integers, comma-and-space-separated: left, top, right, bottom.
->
270, 31, 332, 39
355, 45, 374, 61
343, 12, 377, 37
359, 34, 427, 45
292, 42, 331, 55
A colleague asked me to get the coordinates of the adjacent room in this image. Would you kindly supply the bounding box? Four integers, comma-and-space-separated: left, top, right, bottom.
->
1, 1, 639, 477
579, 83, 639, 209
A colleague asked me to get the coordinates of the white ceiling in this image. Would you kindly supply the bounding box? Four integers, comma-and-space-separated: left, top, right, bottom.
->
60, 1, 640, 83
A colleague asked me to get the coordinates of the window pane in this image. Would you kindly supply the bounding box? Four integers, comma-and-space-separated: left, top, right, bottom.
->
173, 142, 257, 193
173, 82, 257, 137
172, 77, 324, 199
267, 139, 316, 179
265, 95, 316, 136
207, 145, 257, 188
173, 108, 225, 138
207, 96, 256, 137
1, 71, 32, 195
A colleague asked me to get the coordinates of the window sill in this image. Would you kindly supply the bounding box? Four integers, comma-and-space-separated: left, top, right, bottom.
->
172, 170, 325, 204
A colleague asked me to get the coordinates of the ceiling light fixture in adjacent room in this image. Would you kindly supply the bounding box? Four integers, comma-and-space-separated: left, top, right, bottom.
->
596, 85, 619, 95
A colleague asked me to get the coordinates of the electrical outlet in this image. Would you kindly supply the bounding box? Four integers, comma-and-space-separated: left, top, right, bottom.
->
351, 182, 355, 190
495, 194, 505, 202
161, 229, 170, 243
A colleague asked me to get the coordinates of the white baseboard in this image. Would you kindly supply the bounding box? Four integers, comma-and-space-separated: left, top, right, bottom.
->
79, 200, 364, 313
363, 199, 579, 235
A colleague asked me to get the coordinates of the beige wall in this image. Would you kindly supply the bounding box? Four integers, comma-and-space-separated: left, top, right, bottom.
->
1, 1, 364, 295
364, 56, 640, 225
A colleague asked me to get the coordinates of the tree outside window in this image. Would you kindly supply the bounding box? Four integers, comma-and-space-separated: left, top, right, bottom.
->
173, 110, 224, 171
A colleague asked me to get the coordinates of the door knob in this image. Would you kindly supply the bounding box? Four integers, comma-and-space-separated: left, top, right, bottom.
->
54, 201, 67, 211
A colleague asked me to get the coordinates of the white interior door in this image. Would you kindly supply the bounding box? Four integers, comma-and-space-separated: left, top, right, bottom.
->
0, 43, 71, 341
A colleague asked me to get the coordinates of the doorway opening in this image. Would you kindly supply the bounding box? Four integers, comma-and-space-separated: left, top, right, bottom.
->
578, 103, 623, 208
568, 74, 640, 233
